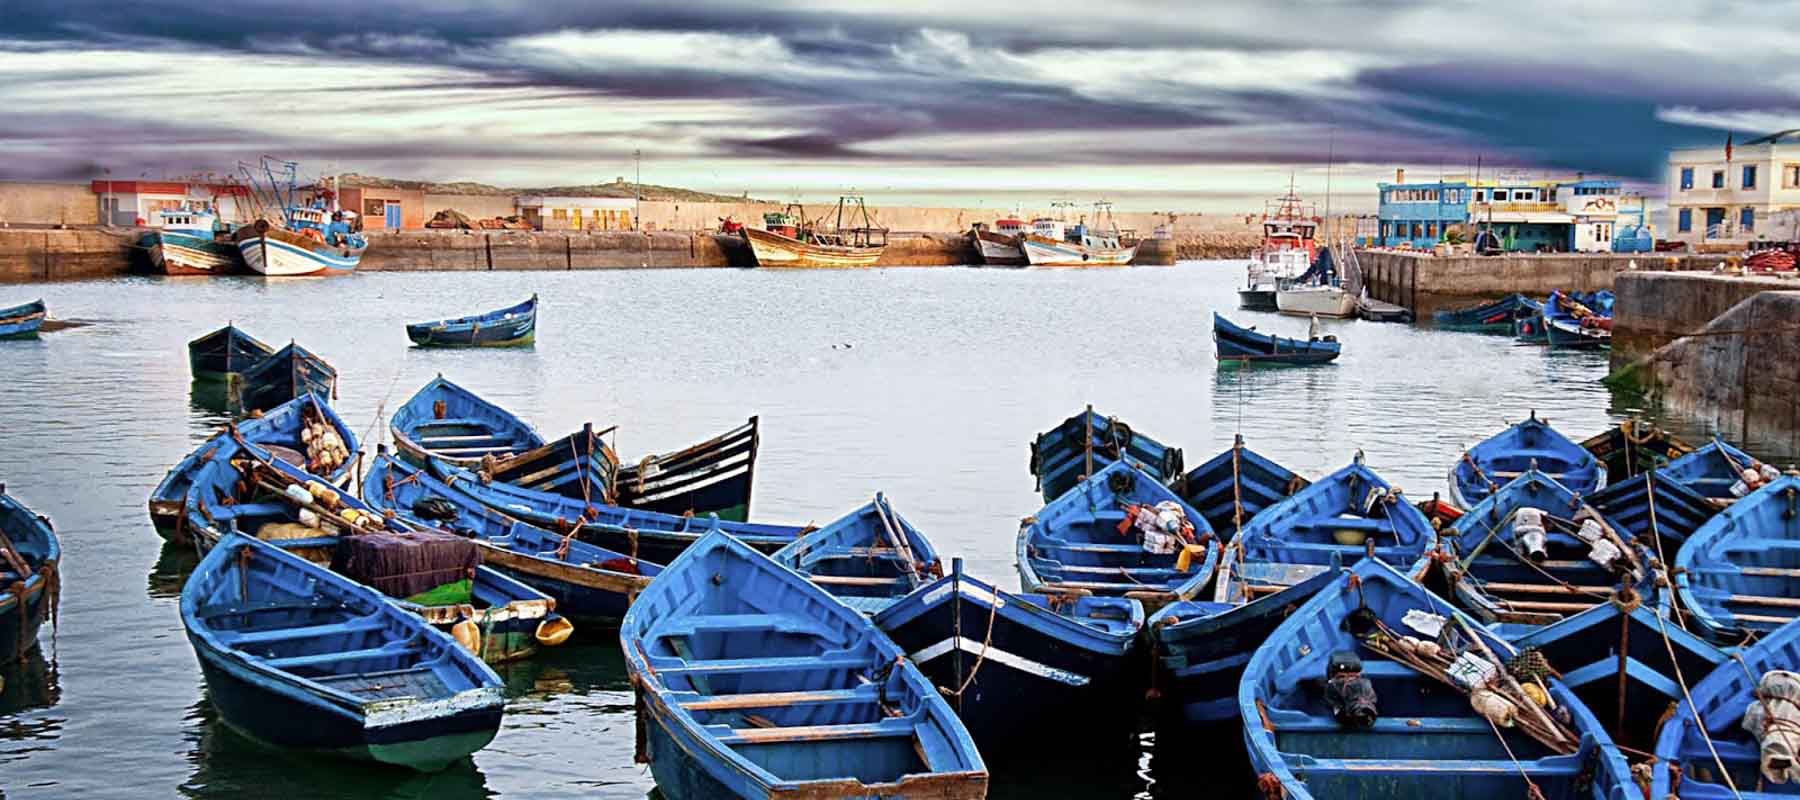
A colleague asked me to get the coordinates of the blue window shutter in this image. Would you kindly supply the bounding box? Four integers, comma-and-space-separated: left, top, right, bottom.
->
1678, 209, 1692, 232
1743, 165, 1757, 189
1742, 208, 1755, 231
1680, 168, 1693, 189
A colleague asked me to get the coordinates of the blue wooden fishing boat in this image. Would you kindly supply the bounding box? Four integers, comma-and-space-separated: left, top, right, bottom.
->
428, 457, 808, 565
1579, 418, 1694, 483
0, 486, 59, 664
1213, 312, 1341, 366
1152, 453, 1433, 726
233, 341, 337, 414
1240, 557, 1632, 800
1450, 411, 1603, 509
1029, 406, 1183, 505
771, 494, 940, 615
1440, 469, 1647, 631
1173, 435, 1309, 537
181, 532, 505, 771
874, 559, 1145, 758
1661, 437, 1765, 502
1675, 476, 1800, 645
188, 324, 274, 383
182, 441, 567, 663
1544, 291, 1611, 349
1509, 595, 1726, 762
1650, 600, 1800, 798
1017, 460, 1218, 610
0, 300, 47, 340
1432, 293, 1540, 334
1515, 306, 1550, 344
406, 295, 537, 348
361, 448, 659, 623
482, 422, 619, 504
391, 375, 546, 468
1587, 468, 1718, 554
149, 392, 357, 542
621, 529, 988, 799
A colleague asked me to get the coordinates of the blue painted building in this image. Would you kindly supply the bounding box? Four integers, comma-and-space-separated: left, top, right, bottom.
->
1374, 169, 1646, 252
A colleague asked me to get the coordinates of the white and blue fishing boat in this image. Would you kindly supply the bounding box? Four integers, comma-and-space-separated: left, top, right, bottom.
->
1029, 406, 1184, 505
406, 295, 538, 348
1240, 557, 1632, 800
182, 441, 566, 664
1017, 460, 1218, 610
621, 529, 988, 799
362, 448, 658, 623
1450, 412, 1603, 509
874, 559, 1146, 758
148, 392, 357, 542
187, 324, 274, 384
1172, 435, 1311, 536
1432, 294, 1541, 334
1660, 437, 1765, 502
0, 486, 59, 664
429, 457, 807, 566
0, 299, 47, 340
181, 532, 505, 771
140, 208, 238, 275
1153, 453, 1433, 726
232, 160, 367, 276
1440, 469, 1646, 632
1213, 312, 1341, 366
233, 341, 337, 414
1019, 203, 1136, 267
391, 375, 546, 468
1650, 601, 1800, 798
1674, 476, 1800, 645
771, 494, 940, 615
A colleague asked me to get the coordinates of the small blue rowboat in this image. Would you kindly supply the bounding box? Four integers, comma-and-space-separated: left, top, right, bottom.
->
234, 341, 337, 414
1650, 601, 1800, 798
149, 392, 358, 542
188, 324, 274, 383
391, 375, 546, 468
0, 486, 59, 664
621, 529, 988, 799
1153, 453, 1433, 726
1240, 557, 1633, 800
181, 532, 505, 771
183, 441, 567, 663
1432, 293, 1540, 334
1587, 467, 1718, 555
1543, 291, 1611, 349
1017, 460, 1218, 611
1509, 594, 1726, 760
362, 448, 659, 623
1029, 406, 1183, 505
874, 559, 1145, 758
0, 300, 48, 340
1450, 411, 1603, 509
1675, 476, 1800, 645
429, 457, 809, 565
771, 494, 941, 615
1440, 469, 1646, 631
483, 422, 619, 504
1173, 434, 1310, 536
1213, 312, 1341, 366
1660, 437, 1764, 501
407, 295, 537, 348
486, 416, 764, 523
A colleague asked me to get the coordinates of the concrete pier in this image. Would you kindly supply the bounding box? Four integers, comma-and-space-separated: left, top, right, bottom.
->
1357, 250, 1727, 316
0, 228, 140, 282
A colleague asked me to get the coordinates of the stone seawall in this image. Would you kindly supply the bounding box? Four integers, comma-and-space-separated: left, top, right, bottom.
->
1610, 271, 1800, 365
1357, 251, 1728, 316
0, 228, 140, 282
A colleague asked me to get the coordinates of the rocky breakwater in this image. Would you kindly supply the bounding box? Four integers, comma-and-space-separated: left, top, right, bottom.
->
1174, 230, 1260, 260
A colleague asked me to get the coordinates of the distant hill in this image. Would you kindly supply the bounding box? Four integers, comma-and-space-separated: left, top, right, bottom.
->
334, 173, 768, 204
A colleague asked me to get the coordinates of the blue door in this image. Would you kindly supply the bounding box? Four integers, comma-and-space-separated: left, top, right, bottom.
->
385, 203, 403, 229
1704, 207, 1725, 237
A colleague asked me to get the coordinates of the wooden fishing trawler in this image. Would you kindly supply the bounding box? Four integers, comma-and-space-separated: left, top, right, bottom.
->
1241, 185, 1318, 310
1020, 201, 1137, 266
232, 159, 368, 276
970, 217, 1028, 266
140, 207, 240, 276
742, 197, 887, 268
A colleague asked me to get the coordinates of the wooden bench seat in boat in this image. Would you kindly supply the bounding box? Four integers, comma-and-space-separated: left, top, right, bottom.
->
1268, 715, 1494, 735
806, 575, 912, 587
1257, 542, 1416, 559
714, 717, 920, 745
412, 419, 495, 433
654, 653, 869, 677
1034, 541, 1159, 555
1292, 518, 1397, 532
677, 686, 879, 711
265, 642, 415, 670
214, 617, 387, 646
1277, 756, 1581, 775
429, 445, 524, 457
657, 614, 835, 638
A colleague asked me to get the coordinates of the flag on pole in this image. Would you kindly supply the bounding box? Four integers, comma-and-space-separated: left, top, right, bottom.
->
1726, 133, 1734, 163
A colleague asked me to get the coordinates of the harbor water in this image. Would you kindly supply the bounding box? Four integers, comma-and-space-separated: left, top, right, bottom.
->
0, 261, 1784, 799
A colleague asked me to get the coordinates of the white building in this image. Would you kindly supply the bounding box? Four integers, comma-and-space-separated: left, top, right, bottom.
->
1666, 130, 1800, 246
515, 196, 636, 231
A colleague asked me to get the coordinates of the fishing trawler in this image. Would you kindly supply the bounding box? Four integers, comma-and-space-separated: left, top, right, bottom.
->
231, 159, 368, 276
1020, 201, 1137, 266
140, 207, 239, 276
742, 196, 888, 268
970, 216, 1028, 266
1239, 186, 1318, 310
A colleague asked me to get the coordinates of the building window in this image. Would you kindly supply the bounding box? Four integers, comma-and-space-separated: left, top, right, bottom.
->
1786, 164, 1800, 188
1493, 190, 1510, 201
1742, 207, 1755, 232
1427, 222, 1438, 237
1744, 165, 1758, 189
1679, 168, 1694, 190
551, 209, 566, 220
1678, 208, 1692, 232
1712, 170, 1725, 189
1474, 190, 1486, 202
364, 199, 385, 216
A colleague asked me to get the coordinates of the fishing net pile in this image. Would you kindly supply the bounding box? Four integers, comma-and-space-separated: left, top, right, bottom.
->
331, 529, 479, 600
1743, 670, 1800, 783
300, 410, 350, 474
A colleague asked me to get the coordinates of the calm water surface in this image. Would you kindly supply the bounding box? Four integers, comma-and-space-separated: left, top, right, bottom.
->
0, 262, 1783, 799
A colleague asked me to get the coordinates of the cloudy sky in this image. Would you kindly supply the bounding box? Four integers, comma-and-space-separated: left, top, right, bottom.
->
2, 1, 1795, 210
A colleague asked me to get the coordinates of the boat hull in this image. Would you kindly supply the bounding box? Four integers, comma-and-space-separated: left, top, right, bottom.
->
406, 296, 537, 348
1544, 316, 1610, 349
972, 230, 1026, 266
1019, 234, 1135, 266
1433, 294, 1537, 333
0, 491, 57, 664
1237, 289, 1279, 311
614, 417, 759, 522
1213, 312, 1340, 365
235, 223, 364, 276
1274, 286, 1355, 318
1151, 568, 1338, 726
0, 299, 47, 340
145, 231, 239, 276
742, 226, 883, 268
1029, 408, 1184, 506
